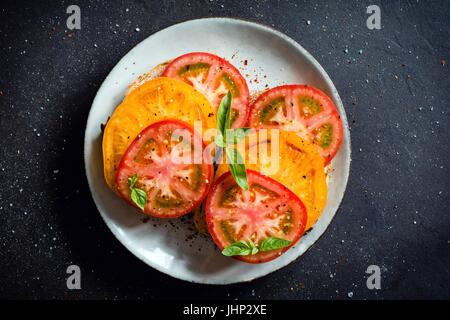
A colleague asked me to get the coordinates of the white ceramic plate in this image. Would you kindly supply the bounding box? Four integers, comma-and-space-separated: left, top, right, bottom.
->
84, 18, 351, 284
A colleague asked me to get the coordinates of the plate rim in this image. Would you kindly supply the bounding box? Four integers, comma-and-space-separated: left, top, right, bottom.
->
84, 17, 352, 284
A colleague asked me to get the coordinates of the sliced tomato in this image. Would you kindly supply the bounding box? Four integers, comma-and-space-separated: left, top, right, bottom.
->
162, 52, 250, 128
215, 130, 327, 231
249, 85, 343, 164
116, 120, 213, 218
102, 77, 215, 191
206, 170, 307, 263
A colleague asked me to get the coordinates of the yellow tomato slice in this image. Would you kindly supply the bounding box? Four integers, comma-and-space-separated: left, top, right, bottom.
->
215, 130, 327, 230
102, 77, 216, 190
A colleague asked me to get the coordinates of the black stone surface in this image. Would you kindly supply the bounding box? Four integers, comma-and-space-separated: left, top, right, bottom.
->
0, 0, 449, 300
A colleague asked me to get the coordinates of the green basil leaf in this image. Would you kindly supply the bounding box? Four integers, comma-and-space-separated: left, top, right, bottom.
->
128, 174, 138, 189
259, 237, 292, 252
224, 92, 233, 131
214, 132, 226, 148
217, 92, 232, 135
247, 239, 259, 255
225, 148, 248, 190
222, 241, 252, 256
131, 188, 147, 211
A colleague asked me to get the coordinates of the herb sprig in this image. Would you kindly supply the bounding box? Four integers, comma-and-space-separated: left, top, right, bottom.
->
222, 237, 292, 256
128, 174, 147, 211
215, 92, 251, 190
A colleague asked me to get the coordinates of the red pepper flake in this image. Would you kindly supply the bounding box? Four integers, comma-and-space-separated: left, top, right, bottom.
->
244, 59, 248, 66
440, 59, 446, 66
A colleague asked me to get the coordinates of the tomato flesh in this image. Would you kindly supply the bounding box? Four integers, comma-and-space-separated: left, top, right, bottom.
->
116, 120, 213, 218
206, 170, 307, 263
162, 52, 250, 128
214, 130, 327, 231
102, 77, 215, 191
249, 85, 343, 164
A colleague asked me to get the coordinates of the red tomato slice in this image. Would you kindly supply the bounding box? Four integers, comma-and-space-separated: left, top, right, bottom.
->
248, 85, 343, 164
116, 120, 213, 218
205, 170, 307, 263
162, 52, 250, 128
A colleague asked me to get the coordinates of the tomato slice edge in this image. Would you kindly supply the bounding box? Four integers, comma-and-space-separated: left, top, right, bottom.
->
206, 170, 307, 264
162, 52, 250, 128
115, 119, 213, 218
249, 84, 343, 164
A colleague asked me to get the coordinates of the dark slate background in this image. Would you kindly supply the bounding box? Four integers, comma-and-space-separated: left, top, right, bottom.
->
0, 0, 449, 300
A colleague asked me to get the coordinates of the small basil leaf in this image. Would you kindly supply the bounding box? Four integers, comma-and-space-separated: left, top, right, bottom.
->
225, 148, 248, 190
259, 237, 292, 252
223, 92, 233, 131
217, 92, 232, 135
247, 239, 259, 255
214, 132, 226, 148
131, 188, 147, 211
222, 241, 252, 256
128, 174, 138, 189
